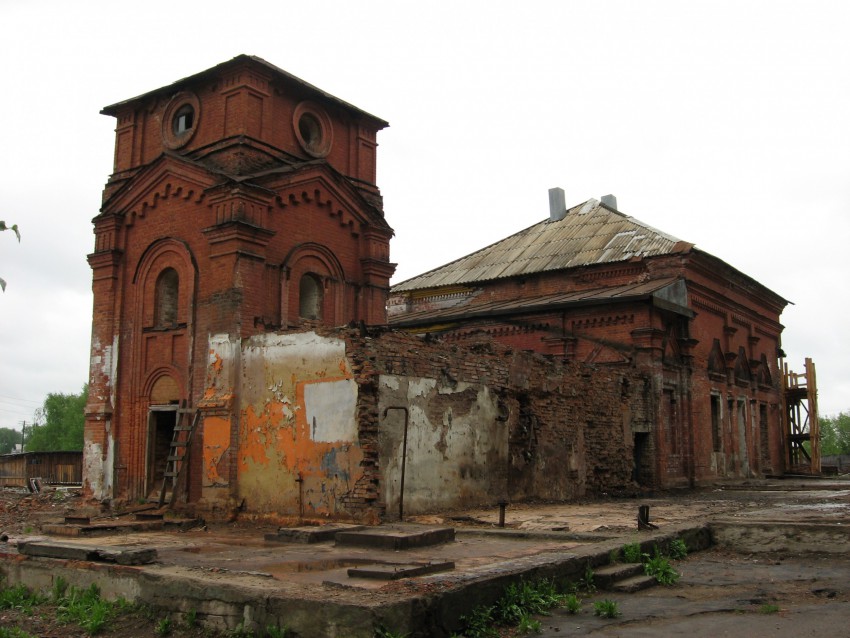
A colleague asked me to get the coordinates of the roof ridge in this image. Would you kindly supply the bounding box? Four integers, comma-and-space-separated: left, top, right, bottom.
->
391, 198, 686, 292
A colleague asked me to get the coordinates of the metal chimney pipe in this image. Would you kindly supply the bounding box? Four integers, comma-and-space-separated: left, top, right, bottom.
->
548, 187, 566, 221
601, 194, 618, 210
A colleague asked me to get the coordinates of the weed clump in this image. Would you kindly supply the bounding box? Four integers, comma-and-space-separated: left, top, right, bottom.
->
621, 542, 645, 563
643, 547, 680, 585
593, 599, 620, 618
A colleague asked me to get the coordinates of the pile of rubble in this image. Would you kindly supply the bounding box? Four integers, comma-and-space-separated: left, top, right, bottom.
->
0, 487, 82, 538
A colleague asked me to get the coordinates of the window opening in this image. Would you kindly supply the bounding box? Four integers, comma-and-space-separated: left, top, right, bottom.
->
154, 268, 179, 328
298, 113, 322, 151
711, 394, 722, 452
173, 104, 195, 135
299, 273, 323, 320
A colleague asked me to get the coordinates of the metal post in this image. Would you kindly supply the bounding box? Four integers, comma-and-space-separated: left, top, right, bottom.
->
498, 500, 508, 527
383, 407, 409, 521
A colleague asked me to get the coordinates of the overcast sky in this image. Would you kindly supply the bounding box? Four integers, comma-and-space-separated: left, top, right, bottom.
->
0, 0, 847, 433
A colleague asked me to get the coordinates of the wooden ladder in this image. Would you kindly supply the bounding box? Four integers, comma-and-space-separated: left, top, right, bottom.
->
158, 405, 200, 507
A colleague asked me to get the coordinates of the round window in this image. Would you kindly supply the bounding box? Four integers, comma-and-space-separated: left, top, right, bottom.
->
162, 92, 200, 150
293, 102, 332, 158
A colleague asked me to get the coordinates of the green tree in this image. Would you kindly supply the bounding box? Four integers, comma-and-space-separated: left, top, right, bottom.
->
0, 427, 22, 454
819, 411, 850, 456
1, 220, 21, 291
25, 385, 88, 452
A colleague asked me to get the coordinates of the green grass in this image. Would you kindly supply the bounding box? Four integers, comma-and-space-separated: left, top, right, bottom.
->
643, 549, 680, 586
155, 616, 172, 636
55, 583, 117, 634
516, 613, 541, 634
562, 593, 582, 614
0, 584, 46, 614
593, 599, 620, 618
453, 577, 584, 637
758, 603, 780, 614
621, 542, 645, 563
494, 578, 563, 624
668, 538, 688, 559
457, 605, 498, 638
581, 564, 596, 593
0, 628, 38, 638
184, 609, 198, 628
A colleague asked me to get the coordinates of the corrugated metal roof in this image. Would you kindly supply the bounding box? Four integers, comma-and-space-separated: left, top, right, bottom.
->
392, 199, 686, 292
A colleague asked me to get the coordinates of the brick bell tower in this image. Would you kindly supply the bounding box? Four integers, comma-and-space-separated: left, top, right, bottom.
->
84, 56, 395, 504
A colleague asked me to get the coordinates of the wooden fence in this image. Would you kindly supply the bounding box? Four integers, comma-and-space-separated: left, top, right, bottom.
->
0, 451, 82, 488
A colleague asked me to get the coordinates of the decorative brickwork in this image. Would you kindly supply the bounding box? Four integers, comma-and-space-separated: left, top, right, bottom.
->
84, 57, 395, 504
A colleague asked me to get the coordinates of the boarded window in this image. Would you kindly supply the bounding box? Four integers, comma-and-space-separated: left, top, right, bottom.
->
155, 268, 179, 328
711, 394, 722, 452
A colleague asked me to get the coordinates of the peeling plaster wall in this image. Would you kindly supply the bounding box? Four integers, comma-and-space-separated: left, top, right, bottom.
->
378, 375, 505, 517
83, 334, 119, 500
235, 332, 362, 517
195, 327, 653, 522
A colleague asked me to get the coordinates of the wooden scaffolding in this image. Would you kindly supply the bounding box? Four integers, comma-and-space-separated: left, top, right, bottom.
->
783, 357, 820, 474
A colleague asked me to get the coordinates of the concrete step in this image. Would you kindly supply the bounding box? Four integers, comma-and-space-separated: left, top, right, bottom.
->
609, 573, 658, 593
593, 562, 644, 589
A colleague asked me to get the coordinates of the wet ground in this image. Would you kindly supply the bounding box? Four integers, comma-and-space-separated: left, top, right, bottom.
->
538, 547, 850, 637
2, 477, 849, 636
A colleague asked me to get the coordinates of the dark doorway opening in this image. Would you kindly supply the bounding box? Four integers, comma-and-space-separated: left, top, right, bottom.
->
147, 407, 177, 498
633, 432, 651, 485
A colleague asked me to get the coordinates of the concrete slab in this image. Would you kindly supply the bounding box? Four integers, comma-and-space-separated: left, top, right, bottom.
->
264, 523, 365, 544
347, 560, 455, 580
335, 524, 455, 549
17, 540, 157, 565
1, 478, 847, 637
42, 520, 165, 537
17, 540, 99, 561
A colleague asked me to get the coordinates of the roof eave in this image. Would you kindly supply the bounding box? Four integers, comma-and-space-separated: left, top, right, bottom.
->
391, 286, 692, 329
101, 54, 389, 128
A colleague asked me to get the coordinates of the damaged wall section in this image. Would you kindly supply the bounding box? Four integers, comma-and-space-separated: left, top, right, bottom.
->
198, 327, 652, 522
362, 331, 652, 519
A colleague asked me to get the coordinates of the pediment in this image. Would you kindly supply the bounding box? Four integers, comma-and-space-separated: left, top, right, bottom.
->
756, 353, 773, 387
662, 323, 682, 364
707, 339, 725, 375
733, 346, 751, 382
585, 343, 630, 365
101, 155, 218, 227
263, 165, 392, 236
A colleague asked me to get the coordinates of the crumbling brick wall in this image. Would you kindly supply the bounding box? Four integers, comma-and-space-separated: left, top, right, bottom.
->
332, 326, 652, 519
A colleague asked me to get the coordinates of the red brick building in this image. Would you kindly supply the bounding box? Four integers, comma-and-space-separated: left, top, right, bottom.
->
84, 56, 395, 503
389, 190, 789, 488
84, 57, 791, 520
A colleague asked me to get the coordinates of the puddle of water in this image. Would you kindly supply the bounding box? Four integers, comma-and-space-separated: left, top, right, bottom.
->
180, 545, 228, 554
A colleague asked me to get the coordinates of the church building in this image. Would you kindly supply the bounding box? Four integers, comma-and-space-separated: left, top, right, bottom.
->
83, 57, 795, 522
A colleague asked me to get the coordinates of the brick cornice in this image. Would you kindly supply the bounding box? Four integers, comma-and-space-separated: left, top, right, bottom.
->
87, 249, 123, 279
202, 220, 276, 259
